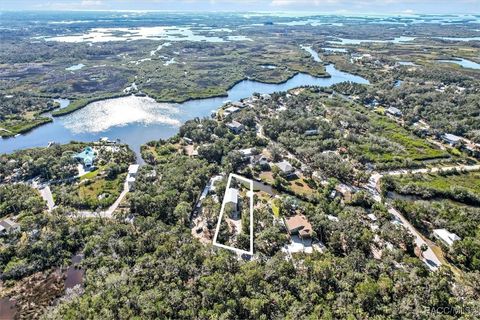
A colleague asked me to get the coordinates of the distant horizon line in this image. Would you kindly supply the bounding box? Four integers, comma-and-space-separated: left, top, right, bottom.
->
1, 10, 479, 16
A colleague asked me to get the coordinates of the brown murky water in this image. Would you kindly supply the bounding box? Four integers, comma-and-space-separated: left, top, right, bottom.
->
64, 254, 84, 290
0, 297, 17, 320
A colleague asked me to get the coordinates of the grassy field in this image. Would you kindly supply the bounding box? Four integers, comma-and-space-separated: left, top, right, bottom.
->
393, 171, 480, 196
76, 173, 125, 205
357, 114, 450, 163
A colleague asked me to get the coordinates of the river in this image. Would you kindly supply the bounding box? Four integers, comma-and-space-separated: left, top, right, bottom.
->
0, 64, 368, 160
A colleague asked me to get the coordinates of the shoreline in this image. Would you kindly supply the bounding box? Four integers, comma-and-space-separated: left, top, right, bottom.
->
0, 117, 53, 138
12, 67, 331, 130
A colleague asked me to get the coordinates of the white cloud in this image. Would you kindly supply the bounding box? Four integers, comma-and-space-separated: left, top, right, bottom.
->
81, 0, 103, 6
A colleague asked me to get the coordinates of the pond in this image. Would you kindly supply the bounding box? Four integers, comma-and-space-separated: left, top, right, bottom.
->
398, 61, 416, 66
0, 63, 368, 160
65, 63, 85, 71
0, 297, 17, 320
438, 58, 480, 70
65, 254, 85, 290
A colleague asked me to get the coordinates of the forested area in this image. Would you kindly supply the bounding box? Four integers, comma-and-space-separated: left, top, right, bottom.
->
0, 184, 45, 219
330, 52, 480, 142
41, 152, 479, 319
0, 94, 55, 137
260, 89, 450, 173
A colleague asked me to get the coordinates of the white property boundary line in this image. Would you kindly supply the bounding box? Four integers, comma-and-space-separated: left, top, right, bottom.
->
212, 173, 254, 256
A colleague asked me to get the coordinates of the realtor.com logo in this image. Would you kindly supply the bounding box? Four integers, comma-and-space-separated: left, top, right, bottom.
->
425, 305, 480, 316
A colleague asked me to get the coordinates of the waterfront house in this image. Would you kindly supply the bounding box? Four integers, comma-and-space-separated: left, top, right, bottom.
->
226, 121, 244, 134
433, 229, 461, 247
231, 101, 245, 108
285, 214, 313, 239
261, 93, 271, 100
224, 188, 239, 219
73, 147, 96, 168
224, 106, 240, 117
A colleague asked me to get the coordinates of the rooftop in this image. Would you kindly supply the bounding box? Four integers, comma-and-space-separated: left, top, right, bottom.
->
225, 106, 240, 114
285, 214, 313, 238
239, 148, 254, 157
433, 229, 461, 246
386, 106, 402, 115
224, 188, 239, 205
276, 160, 294, 173
443, 133, 463, 143
73, 147, 96, 166
128, 164, 140, 175
226, 120, 244, 129
0, 218, 19, 231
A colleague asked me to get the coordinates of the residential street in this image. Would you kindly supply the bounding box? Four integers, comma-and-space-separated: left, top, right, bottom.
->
365, 163, 480, 271
388, 207, 441, 270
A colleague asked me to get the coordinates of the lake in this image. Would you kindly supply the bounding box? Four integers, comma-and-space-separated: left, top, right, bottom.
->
328, 36, 416, 45
0, 64, 368, 160
323, 47, 348, 53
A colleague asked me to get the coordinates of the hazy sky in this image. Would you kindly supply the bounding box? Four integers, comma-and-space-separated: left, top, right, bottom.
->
1, 0, 479, 14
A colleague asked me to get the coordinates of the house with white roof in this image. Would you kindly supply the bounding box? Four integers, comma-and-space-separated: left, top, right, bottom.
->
0, 218, 20, 235
386, 106, 403, 117
226, 121, 244, 134
275, 160, 294, 176
442, 133, 464, 146
224, 188, 239, 219
433, 229, 461, 247
127, 164, 140, 191
223, 106, 240, 116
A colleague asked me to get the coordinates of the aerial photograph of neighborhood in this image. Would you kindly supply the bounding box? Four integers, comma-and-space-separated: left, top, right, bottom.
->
0, 0, 480, 318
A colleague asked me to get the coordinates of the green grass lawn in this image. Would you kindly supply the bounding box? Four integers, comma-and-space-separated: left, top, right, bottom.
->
77, 173, 124, 204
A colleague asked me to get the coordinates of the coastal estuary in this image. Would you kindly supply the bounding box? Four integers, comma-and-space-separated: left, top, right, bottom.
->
0, 64, 368, 159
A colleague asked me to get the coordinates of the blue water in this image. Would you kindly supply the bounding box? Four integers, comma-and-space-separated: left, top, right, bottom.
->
323, 47, 348, 53
435, 37, 480, 42
301, 45, 321, 62
398, 61, 416, 66
65, 64, 85, 71
328, 36, 416, 45
438, 58, 480, 70
0, 64, 368, 159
